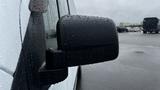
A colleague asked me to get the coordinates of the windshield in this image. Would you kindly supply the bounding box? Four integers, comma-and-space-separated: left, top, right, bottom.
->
75, 0, 160, 90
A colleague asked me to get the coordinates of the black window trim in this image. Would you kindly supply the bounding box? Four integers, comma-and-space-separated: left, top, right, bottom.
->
66, 0, 71, 15
56, 0, 71, 17
56, 0, 61, 18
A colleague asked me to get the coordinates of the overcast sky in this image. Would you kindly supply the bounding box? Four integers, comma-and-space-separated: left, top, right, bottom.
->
74, 0, 160, 24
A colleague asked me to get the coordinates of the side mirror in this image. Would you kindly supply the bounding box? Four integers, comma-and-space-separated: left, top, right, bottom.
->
46, 15, 119, 69
40, 15, 119, 85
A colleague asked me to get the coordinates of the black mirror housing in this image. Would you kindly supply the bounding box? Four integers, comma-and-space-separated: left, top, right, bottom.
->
54, 15, 119, 67
41, 15, 119, 85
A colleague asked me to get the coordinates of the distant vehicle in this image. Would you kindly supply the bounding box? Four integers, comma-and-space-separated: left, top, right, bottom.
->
127, 27, 142, 32
143, 17, 160, 34
117, 27, 128, 33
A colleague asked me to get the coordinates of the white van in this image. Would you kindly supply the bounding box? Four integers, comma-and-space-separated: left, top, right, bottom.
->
0, 0, 118, 90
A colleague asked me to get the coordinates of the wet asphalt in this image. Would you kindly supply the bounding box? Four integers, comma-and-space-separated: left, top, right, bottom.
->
77, 32, 160, 90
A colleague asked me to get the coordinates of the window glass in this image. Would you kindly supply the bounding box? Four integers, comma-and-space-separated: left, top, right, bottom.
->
58, 0, 69, 16
68, 0, 77, 15
43, 0, 59, 49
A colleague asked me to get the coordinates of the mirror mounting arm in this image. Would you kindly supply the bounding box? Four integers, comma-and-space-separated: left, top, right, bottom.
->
39, 49, 68, 85
45, 49, 67, 69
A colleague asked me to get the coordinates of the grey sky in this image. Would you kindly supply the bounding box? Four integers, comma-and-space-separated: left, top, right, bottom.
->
74, 0, 160, 24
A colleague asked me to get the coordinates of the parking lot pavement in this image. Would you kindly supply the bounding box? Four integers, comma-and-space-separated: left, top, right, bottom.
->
77, 32, 160, 90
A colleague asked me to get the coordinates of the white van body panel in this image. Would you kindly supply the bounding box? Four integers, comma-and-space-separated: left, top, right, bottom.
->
0, 70, 13, 90
49, 67, 78, 90
0, 0, 21, 73
0, 0, 30, 73
0, 0, 30, 90
20, 0, 31, 41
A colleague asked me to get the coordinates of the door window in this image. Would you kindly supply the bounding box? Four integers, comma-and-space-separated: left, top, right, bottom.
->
43, 0, 59, 49
67, 0, 77, 15
58, 0, 69, 16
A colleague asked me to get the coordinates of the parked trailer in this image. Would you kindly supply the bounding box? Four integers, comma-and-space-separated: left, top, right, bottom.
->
143, 17, 160, 34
